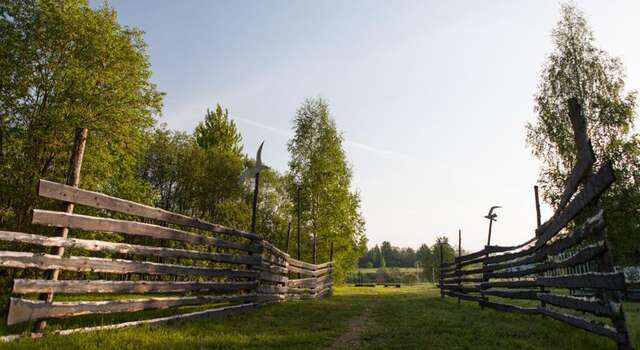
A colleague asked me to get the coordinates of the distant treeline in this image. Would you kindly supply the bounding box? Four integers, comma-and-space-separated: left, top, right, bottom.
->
358, 238, 459, 279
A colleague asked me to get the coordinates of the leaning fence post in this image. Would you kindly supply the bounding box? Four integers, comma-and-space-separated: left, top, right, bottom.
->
296, 184, 302, 279
35, 127, 88, 332
534, 185, 547, 308
439, 242, 444, 298
285, 221, 291, 254
329, 241, 334, 296
567, 98, 633, 350
457, 229, 461, 305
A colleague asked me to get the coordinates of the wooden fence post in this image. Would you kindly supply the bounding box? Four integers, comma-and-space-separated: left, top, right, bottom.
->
285, 221, 291, 254
457, 229, 461, 305
312, 233, 317, 265
567, 99, 633, 350
439, 242, 444, 298
250, 172, 260, 233
534, 185, 547, 308
35, 128, 88, 332
297, 185, 301, 279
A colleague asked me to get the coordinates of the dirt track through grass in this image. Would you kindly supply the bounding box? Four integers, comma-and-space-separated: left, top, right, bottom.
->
0, 284, 637, 350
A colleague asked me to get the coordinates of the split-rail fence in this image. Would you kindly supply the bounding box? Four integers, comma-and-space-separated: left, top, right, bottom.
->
0, 132, 333, 340
438, 99, 634, 350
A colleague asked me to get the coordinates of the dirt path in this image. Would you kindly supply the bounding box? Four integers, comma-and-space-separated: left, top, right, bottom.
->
327, 308, 372, 349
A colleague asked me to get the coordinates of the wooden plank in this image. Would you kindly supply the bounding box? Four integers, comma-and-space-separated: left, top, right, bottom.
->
287, 278, 317, 288
262, 252, 287, 267
32, 210, 260, 253
261, 241, 289, 258
53, 302, 257, 336
257, 285, 288, 294
485, 210, 605, 266
535, 162, 614, 247
288, 257, 319, 271
486, 242, 606, 279
556, 99, 594, 212
315, 261, 333, 269
38, 180, 259, 241
479, 300, 539, 315
482, 289, 539, 300
256, 294, 286, 304
286, 287, 315, 295
0, 231, 260, 265
537, 272, 626, 290
0, 251, 258, 278
438, 285, 481, 293
537, 293, 619, 318
443, 291, 483, 302
480, 280, 537, 289
260, 263, 288, 275
288, 265, 330, 277
441, 277, 483, 284
12, 279, 257, 294
260, 271, 288, 284
537, 307, 624, 342
455, 248, 488, 263
7, 293, 257, 325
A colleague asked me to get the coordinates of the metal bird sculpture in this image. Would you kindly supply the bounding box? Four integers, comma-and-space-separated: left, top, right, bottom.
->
243, 141, 270, 233
241, 141, 269, 180
485, 205, 501, 246
484, 206, 501, 222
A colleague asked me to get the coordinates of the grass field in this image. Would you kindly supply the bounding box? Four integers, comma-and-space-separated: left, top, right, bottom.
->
0, 284, 637, 349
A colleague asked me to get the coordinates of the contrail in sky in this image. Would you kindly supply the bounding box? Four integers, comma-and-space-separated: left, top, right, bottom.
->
232, 115, 415, 161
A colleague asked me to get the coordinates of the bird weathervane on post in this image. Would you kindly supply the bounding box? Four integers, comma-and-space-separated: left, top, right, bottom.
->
242, 141, 270, 233
484, 206, 501, 246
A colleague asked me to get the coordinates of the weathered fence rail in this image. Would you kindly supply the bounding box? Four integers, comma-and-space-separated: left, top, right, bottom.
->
438, 99, 634, 350
0, 177, 333, 339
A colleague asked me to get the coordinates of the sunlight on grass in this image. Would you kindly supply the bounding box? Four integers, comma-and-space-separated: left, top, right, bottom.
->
0, 284, 636, 350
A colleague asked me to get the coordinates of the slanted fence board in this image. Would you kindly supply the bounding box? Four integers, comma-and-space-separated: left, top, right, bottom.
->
32, 210, 260, 253
288, 265, 330, 277
479, 300, 539, 315
7, 294, 257, 325
53, 303, 257, 336
12, 279, 257, 294
535, 162, 614, 248
486, 242, 606, 279
537, 273, 626, 290
480, 280, 537, 289
484, 210, 605, 267
537, 307, 624, 342
443, 291, 483, 302
537, 293, 619, 318
38, 180, 259, 241
0, 251, 258, 278
482, 289, 540, 300
0, 231, 260, 265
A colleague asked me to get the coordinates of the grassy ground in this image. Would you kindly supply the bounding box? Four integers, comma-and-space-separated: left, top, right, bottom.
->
0, 284, 637, 349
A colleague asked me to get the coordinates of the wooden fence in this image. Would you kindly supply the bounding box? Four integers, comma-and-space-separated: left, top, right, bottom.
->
438, 99, 634, 350
0, 178, 333, 338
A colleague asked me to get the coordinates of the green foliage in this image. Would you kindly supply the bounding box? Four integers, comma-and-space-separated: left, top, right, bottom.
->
0, 0, 162, 229
431, 236, 455, 280
287, 97, 367, 282
194, 105, 243, 157
526, 4, 640, 265
359, 242, 419, 268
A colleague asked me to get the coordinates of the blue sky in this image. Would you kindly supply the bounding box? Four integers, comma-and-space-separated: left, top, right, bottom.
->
94, 0, 640, 251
